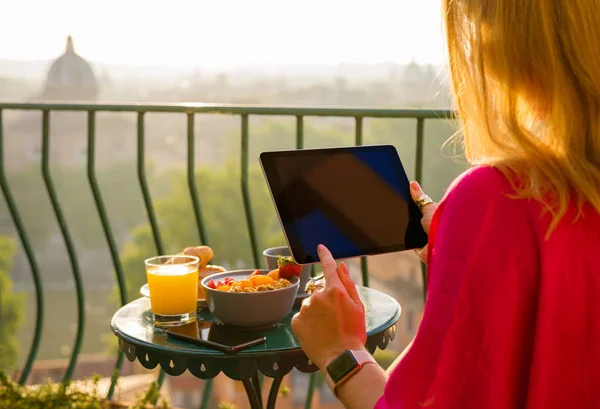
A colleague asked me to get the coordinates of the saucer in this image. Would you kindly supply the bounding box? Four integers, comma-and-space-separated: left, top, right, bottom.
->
140, 284, 208, 309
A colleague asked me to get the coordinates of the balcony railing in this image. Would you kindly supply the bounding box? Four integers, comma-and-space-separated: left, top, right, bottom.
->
0, 102, 455, 408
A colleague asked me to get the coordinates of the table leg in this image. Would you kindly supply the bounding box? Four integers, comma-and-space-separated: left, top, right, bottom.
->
242, 378, 263, 409
251, 373, 263, 408
266, 376, 284, 409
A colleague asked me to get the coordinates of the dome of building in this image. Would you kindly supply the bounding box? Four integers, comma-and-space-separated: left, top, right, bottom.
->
43, 36, 99, 101
403, 61, 424, 83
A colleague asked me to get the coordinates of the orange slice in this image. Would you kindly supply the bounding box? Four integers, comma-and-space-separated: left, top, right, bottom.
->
239, 279, 253, 289
249, 275, 274, 286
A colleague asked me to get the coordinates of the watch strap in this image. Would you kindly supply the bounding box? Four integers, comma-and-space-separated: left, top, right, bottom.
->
325, 349, 377, 395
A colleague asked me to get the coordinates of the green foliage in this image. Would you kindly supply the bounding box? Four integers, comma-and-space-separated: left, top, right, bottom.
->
0, 371, 170, 409
0, 236, 24, 372
116, 224, 159, 306
0, 161, 149, 250
225, 119, 355, 158
116, 160, 286, 305
279, 385, 291, 397
130, 382, 168, 409
0, 160, 173, 289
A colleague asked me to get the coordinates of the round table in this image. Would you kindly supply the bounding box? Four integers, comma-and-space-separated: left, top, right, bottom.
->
111, 286, 401, 409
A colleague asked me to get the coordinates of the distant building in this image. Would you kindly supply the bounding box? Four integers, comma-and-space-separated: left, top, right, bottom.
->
42, 36, 99, 101
397, 61, 448, 108
3, 36, 137, 172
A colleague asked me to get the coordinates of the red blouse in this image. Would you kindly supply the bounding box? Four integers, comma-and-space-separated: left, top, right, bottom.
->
376, 166, 600, 409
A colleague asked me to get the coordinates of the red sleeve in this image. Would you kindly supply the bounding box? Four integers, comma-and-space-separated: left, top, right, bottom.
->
376, 166, 540, 409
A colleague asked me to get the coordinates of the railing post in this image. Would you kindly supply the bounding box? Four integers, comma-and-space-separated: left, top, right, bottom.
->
40, 110, 85, 383
304, 373, 317, 409
186, 111, 216, 408
0, 109, 45, 385
296, 115, 304, 150
199, 378, 214, 409
86, 110, 128, 398
415, 118, 427, 301
136, 111, 168, 392
354, 117, 370, 287
187, 113, 210, 245
137, 112, 165, 255
240, 114, 261, 268
296, 114, 317, 409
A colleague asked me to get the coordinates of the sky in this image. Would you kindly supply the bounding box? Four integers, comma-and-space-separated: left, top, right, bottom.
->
0, 0, 446, 68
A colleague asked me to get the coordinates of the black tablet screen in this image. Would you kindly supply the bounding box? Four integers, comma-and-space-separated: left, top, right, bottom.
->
260, 145, 428, 264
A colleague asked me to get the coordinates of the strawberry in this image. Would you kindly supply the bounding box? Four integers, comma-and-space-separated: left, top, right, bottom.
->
277, 256, 302, 279
206, 279, 216, 289
217, 280, 224, 288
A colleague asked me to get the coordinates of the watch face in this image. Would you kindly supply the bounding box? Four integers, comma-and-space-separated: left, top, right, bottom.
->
326, 351, 359, 382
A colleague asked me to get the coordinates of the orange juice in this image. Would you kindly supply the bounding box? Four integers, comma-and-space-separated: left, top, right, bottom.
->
146, 263, 198, 315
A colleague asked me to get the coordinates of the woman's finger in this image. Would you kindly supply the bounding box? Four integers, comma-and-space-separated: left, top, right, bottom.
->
337, 262, 361, 304
317, 244, 345, 289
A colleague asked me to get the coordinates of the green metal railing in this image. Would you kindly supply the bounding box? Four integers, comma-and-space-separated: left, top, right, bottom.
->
0, 102, 454, 408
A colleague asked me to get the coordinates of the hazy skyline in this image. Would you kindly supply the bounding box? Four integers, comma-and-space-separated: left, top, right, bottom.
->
1, 0, 445, 68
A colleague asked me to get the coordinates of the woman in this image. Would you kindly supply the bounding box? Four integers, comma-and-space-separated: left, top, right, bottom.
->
291, 0, 600, 408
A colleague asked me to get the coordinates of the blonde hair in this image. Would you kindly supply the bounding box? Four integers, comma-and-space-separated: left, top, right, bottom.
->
444, 0, 600, 235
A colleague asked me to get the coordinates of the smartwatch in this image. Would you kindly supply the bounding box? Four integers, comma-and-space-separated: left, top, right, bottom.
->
325, 349, 377, 396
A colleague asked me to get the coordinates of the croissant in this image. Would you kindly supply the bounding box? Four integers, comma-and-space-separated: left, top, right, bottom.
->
181, 246, 213, 269
197, 264, 226, 298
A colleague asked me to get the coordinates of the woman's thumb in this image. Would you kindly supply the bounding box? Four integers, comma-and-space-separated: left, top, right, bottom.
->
338, 262, 361, 304
410, 180, 437, 219
409, 181, 424, 201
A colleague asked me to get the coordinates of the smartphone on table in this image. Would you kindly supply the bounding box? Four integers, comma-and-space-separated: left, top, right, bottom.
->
165, 320, 266, 354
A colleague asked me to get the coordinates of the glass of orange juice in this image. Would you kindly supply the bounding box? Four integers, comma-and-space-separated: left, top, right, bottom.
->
145, 255, 199, 327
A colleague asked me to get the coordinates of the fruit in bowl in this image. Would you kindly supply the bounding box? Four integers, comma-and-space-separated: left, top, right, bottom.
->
201, 269, 299, 328
205, 268, 293, 292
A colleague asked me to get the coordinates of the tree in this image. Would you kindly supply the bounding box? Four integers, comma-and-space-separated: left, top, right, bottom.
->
0, 160, 154, 250
0, 236, 25, 372
103, 224, 157, 341
0, 160, 169, 284
116, 160, 285, 307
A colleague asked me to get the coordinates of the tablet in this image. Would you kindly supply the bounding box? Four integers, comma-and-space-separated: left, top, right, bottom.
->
259, 145, 428, 264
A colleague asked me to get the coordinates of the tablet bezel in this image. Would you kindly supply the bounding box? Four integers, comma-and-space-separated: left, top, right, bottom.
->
259, 145, 427, 264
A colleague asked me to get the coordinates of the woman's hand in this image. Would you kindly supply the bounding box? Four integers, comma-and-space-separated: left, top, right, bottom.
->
291, 244, 367, 369
409, 181, 438, 263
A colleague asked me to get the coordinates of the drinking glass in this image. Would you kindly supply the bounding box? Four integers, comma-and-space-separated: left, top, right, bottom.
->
145, 255, 199, 327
